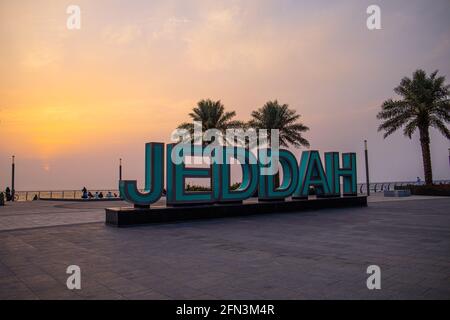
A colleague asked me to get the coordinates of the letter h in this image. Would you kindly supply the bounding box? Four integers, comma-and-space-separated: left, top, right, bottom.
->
325, 152, 357, 197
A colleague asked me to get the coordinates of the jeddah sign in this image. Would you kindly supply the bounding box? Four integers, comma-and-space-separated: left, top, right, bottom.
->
119, 142, 357, 207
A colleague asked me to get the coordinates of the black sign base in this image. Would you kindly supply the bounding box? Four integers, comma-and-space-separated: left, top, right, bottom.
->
105, 196, 367, 227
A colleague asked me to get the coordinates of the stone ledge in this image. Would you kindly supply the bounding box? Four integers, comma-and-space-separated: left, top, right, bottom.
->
105, 196, 368, 227
384, 190, 411, 197
40, 198, 123, 202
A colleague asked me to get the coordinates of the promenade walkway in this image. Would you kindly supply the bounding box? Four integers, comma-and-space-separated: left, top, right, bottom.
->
0, 196, 449, 299
0, 194, 443, 231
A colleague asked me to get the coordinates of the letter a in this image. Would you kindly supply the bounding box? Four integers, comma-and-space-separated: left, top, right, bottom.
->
66, 5, 81, 30
366, 265, 381, 289
66, 265, 81, 290
366, 5, 381, 30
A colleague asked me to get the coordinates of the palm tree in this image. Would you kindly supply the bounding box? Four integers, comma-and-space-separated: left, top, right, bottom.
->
177, 99, 244, 144
248, 100, 310, 188
248, 100, 310, 148
377, 69, 450, 185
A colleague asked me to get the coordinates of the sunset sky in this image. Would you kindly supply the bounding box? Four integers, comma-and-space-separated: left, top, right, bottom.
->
1, 0, 449, 190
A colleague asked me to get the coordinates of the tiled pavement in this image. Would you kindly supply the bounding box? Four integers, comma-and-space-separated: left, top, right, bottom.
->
0, 197, 449, 299
0, 201, 106, 231
0, 194, 441, 231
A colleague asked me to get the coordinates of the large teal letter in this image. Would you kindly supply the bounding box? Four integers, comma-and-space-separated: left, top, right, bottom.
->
325, 152, 357, 196
119, 142, 164, 207
166, 143, 214, 206
213, 147, 258, 203
293, 151, 331, 199
258, 148, 299, 201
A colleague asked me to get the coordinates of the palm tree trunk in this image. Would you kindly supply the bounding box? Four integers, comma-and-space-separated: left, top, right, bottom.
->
419, 127, 433, 185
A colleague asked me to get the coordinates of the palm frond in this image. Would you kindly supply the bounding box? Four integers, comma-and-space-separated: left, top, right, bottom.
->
378, 69, 450, 140
248, 100, 310, 148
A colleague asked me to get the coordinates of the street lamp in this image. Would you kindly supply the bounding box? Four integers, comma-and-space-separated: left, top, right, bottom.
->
11, 155, 15, 202
119, 158, 122, 181
364, 140, 370, 196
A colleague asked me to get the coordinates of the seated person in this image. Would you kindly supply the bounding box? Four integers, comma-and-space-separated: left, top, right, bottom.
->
5, 187, 12, 201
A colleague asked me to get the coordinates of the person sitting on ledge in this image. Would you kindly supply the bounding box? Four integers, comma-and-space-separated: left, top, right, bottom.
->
81, 187, 88, 199
5, 187, 12, 201
94, 191, 99, 199
106, 191, 113, 198
88, 191, 94, 199
98, 192, 104, 199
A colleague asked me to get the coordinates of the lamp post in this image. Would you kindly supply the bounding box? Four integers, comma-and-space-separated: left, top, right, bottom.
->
11, 155, 15, 202
118, 158, 123, 198
119, 158, 122, 181
364, 140, 370, 196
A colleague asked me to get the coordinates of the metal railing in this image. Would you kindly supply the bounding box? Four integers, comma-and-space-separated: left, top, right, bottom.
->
5, 180, 450, 201
10, 190, 121, 202
357, 180, 450, 194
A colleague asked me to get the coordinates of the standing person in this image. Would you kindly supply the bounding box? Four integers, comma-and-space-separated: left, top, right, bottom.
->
416, 177, 422, 185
